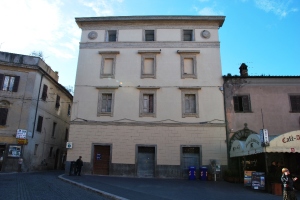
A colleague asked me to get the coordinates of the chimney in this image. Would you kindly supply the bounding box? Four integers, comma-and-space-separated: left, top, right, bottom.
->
239, 63, 248, 77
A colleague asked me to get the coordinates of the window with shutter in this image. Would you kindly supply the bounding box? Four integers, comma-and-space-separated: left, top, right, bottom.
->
290, 95, 300, 112
67, 104, 71, 116
41, 84, 48, 101
55, 95, 60, 108
0, 108, 8, 125
36, 116, 43, 132
97, 89, 116, 117
180, 88, 200, 118
233, 95, 251, 112
52, 122, 57, 137
185, 94, 196, 113
102, 94, 112, 112
138, 89, 158, 117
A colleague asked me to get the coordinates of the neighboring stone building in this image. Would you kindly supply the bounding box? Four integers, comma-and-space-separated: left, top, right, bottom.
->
67, 16, 227, 178
224, 63, 300, 160
0, 51, 73, 172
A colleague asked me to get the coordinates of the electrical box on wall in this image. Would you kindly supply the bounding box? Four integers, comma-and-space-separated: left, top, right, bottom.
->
66, 142, 72, 149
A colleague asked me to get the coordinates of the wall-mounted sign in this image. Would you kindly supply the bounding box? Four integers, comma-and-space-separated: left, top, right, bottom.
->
8, 145, 22, 157
16, 129, 27, 139
66, 142, 72, 148
96, 153, 101, 160
17, 139, 28, 145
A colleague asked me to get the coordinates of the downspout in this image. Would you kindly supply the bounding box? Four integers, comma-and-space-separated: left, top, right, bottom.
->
32, 74, 44, 138
222, 77, 230, 167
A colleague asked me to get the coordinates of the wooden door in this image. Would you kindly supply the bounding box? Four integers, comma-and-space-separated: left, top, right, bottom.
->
93, 145, 110, 175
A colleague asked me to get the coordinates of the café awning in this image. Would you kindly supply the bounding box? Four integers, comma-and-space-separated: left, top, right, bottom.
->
265, 130, 300, 153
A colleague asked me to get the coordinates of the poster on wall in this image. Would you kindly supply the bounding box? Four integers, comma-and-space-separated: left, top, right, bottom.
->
8, 145, 22, 157
244, 170, 255, 186
251, 172, 265, 190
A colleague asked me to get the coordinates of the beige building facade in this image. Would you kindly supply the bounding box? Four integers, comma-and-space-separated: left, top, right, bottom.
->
68, 16, 227, 178
0, 51, 73, 172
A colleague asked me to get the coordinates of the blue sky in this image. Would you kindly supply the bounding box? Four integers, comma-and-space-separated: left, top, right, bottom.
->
0, 0, 299, 87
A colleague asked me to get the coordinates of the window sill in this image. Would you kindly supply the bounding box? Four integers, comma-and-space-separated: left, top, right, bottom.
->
98, 112, 113, 117
140, 113, 156, 117
182, 113, 199, 118
141, 74, 156, 79
182, 74, 197, 79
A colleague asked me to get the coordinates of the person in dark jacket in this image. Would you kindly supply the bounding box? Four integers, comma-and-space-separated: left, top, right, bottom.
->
281, 168, 298, 200
75, 156, 83, 176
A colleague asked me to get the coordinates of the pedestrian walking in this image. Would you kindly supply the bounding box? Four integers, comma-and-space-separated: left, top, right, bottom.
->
281, 168, 298, 200
75, 156, 83, 176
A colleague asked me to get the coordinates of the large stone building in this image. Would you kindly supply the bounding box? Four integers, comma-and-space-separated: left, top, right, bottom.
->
67, 16, 227, 178
0, 51, 73, 172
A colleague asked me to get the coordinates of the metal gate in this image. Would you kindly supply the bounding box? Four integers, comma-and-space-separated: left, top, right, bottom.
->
182, 147, 200, 178
137, 146, 155, 177
93, 145, 110, 175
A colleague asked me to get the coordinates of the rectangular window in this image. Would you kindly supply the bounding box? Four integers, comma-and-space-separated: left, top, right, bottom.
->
143, 58, 154, 75
183, 58, 194, 74
49, 147, 53, 157
0, 74, 20, 92
183, 30, 193, 41
36, 116, 43, 132
52, 122, 57, 137
107, 30, 117, 42
233, 95, 251, 112
103, 58, 113, 74
34, 144, 38, 155
65, 128, 69, 141
180, 88, 200, 118
41, 84, 48, 101
97, 88, 117, 117
99, 51, 119, 79
55, 95, 60, 109
185, 94, 196, 114
0, 108, 8, 125
101, 94, 112, 113
290, 95, 300, 112
138, 88, 158, 117
143, 94, 154, 113
145, 30, 155, 41
68, 104, 71, 116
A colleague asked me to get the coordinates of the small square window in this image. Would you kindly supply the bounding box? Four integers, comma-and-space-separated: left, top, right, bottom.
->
290, 95, 300, 112
107, 30, 117, 42
145, 30, 155, 41
183, 30, 193, 41
233, 95, 251, 112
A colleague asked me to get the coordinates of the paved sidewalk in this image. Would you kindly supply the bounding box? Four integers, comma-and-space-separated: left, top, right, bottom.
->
59, 174, 300, 200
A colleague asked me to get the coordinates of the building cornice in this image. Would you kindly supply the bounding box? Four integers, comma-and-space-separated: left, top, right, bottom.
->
80, 42, 220, 49
76, 15, 225, 28
70, 120, 226, 127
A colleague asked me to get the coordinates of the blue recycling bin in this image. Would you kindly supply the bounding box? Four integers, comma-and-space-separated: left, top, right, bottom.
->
200, 167, 208, 180
189, 166, 196, 180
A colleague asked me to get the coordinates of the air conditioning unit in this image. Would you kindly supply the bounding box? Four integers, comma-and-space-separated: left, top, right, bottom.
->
66, 142, 73, 149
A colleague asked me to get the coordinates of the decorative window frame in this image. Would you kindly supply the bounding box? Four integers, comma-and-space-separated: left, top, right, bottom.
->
233, 94, 252, 113
96, 86, 119, 117
177, 50, 200, 79
99, 51, 120, 79
137, 86, 160, 117
138, 50, 161, 79
179, 87, 201, 118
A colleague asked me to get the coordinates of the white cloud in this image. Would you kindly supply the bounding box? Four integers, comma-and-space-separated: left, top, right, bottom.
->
197, 7, 224, 15
254, 0, 298, 17
80, 0, 123, 16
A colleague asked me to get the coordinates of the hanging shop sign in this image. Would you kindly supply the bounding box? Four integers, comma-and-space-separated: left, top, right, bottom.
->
17, 139, 28, 145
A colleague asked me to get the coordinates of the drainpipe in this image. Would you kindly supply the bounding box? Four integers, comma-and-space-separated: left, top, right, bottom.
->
32, 74, 44, 138
222, 78, 230, 167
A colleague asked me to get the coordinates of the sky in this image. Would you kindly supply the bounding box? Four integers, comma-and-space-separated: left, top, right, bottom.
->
0, 0, 299, 88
